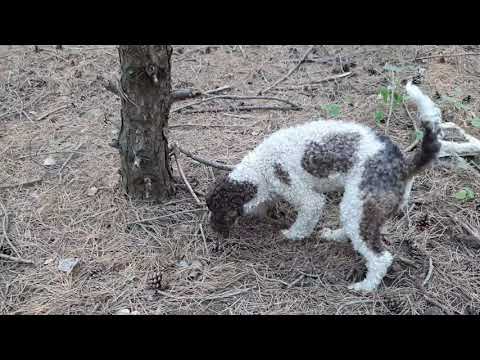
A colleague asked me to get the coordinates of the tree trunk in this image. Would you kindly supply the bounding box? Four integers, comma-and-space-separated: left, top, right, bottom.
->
118, 45, 175, 201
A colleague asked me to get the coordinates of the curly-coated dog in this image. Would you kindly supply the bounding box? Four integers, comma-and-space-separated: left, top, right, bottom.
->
206, 82, 441, 292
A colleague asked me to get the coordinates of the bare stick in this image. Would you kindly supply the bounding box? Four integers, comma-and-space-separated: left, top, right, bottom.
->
156, 288, 250, 301
170, 124, 250, 130
422, 257, 434, 286
204, 85, 233, 95
0, 177, 43, 189
275, 71, 353, 90
171, 86, 233, 102
0, 200, 20, 257
403, 100, 422, 152
238, 45, 247, 59
259, 45, 315, 95
57, 143, 84, 175
385, 71, 395, 135
415, 52, 480, 61
0, 253, 34, 264
36, 104, 70, 121
176, 145, 234, 171
171, 89, 203, 102
127, 208, 206, 226
395, 254, 417, 268
172, 147, 202, 206
172, 94, 300, 113
286, 275, 305, 289
199, 223, 209, 257
181, 105, 298, 114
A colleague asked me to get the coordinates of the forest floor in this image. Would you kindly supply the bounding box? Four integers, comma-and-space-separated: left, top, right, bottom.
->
1, 45, 480, 314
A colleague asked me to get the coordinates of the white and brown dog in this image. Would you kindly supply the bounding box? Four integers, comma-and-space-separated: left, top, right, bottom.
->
206, 82, 441, 292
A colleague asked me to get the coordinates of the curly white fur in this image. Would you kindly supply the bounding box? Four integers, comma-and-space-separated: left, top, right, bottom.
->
220, 83, 441, 293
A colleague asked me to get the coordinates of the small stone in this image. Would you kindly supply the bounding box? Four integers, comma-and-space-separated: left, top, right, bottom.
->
58, 258, 80, 274
87, 187, 98, 196
115, 309, 130, 315
43, 156, 57, 166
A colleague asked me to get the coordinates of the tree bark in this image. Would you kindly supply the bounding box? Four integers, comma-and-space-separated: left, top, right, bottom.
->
118, 45, 175, 201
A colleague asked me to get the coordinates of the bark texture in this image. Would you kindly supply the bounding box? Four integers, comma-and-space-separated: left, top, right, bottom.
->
118, 45, 174, 201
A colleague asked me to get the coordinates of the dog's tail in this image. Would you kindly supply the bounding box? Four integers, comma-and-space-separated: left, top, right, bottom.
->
405, 81, 442, 178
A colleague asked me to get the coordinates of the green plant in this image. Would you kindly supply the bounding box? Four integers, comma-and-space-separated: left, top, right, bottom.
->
471, 117, 480, 129
454, 187, 475, 202
415, 130, 424, 141
375, 110, 385, 125
322, 103, 341, 118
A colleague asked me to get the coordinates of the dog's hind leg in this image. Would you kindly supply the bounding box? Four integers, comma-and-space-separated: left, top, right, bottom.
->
281, 191, 326, 241
320, 227, 349, 242
340, 187, 397, 292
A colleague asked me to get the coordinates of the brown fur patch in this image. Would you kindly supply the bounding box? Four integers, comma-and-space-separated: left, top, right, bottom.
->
360, 195, 399, 254
301, 132, 360, 179
273, 163, 291, 185
206, 175, 257, 235
361, 134, 408, 194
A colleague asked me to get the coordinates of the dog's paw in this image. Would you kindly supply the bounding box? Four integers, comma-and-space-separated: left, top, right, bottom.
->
320, 228, 349, 243
281, 229, 305, 241
348, 280, 377, 293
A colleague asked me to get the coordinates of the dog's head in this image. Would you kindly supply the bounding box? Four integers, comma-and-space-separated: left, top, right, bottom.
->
205, 174, 257, 236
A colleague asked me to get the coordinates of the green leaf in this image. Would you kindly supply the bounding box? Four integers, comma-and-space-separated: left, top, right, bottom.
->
415, 130, 424, 142
322, 104, 341, 118
393, 92, 404, 105
379, 88, 390, 104
454, 187, 475, 202
375, 111, 385, 125
471, 117, 480, 129
384, 64, 402, 73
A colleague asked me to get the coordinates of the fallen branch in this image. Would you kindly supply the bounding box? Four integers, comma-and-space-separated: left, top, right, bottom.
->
415, 52, 480, 61
170, 123, 250, 130
172, 146, 203, 206
103, 77, 232, 104
172, 94, 300, 113
286, 275, 305, 289
0, 253, 34, 264
36, 104, 70, 121
175, 145, 234, 171
57, 142, 84, 175
171, 89, 203, 102
127, 208, 206, 226
259, 45, 315, 95
156, 288, 250, 301
0, 177, 43, 189
275, 71, 353, 90
0, 200, 20, 258
422, 257, 434, 286
181, 105, 299, 114
403, 100, 421, 152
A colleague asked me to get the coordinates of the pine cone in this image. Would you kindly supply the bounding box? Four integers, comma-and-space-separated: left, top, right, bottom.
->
383, 295, 404, 314
147, 272, 170, 291
0, 245, 12, 256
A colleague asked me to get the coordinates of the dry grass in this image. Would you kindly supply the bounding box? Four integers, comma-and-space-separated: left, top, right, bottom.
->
1, 45, 480, 315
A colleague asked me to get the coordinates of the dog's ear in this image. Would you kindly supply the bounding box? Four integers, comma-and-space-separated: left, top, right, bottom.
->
206, 174, 229, 211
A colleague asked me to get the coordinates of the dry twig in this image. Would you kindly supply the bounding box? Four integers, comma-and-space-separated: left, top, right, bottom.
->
415, 52, 480, 61
0, 177, 43, 189
175, 145, 234, 171
172, 146, 202, 206
422, 257, 434, 286
36, 104, 70, 121
172, 95, 300, 113
0, 253, 34, 264
259, 45, 315, 94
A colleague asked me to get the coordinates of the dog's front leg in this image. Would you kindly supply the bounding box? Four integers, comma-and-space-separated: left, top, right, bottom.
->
281, 193, 325, 241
